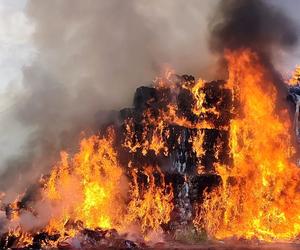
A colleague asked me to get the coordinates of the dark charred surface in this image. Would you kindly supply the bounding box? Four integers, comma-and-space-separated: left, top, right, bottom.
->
113, 75, 233, 233
118, 75, 232, 174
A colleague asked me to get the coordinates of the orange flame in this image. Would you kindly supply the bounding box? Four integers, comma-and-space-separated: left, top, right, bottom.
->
126, 166, 174, 234
195, 49, 300, 241
289, 65, 300, 86
123, 112, 170, 156
122, 72, 226, 157
43, 128, 127, 235
37, 127, 173, 241
7, 49, 300, 245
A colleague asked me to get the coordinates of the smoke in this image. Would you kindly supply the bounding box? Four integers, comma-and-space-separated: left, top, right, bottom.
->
0, 0, 219, 198
209, 0, 299, 109
209, 0, 298, 55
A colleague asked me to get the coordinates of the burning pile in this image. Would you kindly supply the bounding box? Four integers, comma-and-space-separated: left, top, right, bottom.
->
1, 0, 300, 248
1, 48, 300, 249
0, 65, 233, 248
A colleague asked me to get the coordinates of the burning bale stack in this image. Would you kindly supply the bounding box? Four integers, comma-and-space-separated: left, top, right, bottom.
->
0, 71, 235, 249
1, 0, 300, 248
119, 73, 233, 230
121, 75, 232, 172
2, 54, 300, 248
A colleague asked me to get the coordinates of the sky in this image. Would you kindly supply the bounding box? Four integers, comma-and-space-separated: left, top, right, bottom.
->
0, 0, 299, 168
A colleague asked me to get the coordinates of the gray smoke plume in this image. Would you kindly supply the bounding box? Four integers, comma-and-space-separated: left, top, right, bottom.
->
0, 0, 219, 199
210, 0, 298, 54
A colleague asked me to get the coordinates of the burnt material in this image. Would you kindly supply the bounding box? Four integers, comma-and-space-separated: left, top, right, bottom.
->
117, 75, 233, 229
119, 76, 232, 174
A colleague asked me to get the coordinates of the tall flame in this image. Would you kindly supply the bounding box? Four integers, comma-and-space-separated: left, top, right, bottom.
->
195, 49, 300, 241
41, 128, 174, 240
43, 128, 127, 235
126, 166, 174, 234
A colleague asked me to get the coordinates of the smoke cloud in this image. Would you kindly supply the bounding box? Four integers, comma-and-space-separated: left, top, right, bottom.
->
0, 0, 219, 198
209, 0, 298, 55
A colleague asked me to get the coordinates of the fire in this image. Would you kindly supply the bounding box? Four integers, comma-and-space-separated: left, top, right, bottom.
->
289, 65, 300, 86
122, 73, 226, 158
7, 229, 33, 248
34, 127, 173, 244
123, 112, 170, 156
43, 128, 127, 235
0, 142, 174, 248
195, 49, 300, 241
188, 79, 219, 118
126, 166, 174, 234
3, 46, 300, 248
